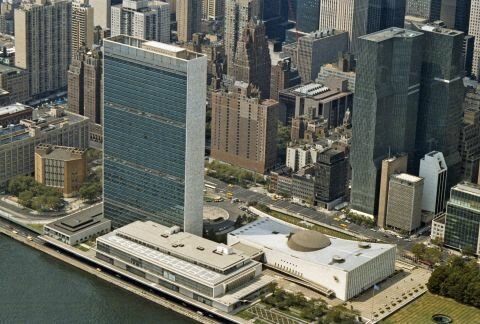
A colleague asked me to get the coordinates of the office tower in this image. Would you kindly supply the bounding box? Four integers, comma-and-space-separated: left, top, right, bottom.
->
111, 0, 170, 43
470, 0, 480, 78
460, 89, 480, 183
68, 46, 103, 124
444, 182, 480, 254
350, 28, 423, 217
0, 106, 89, 187
314, 148, 348, 209
440, 0, 471, 32
386, 173, 424, 233
270, 57, 300, 101
419, 151, 448, 214
35, 144, 87, 197
368, 0, 407, 33
231, 21, 271, 98
295, 30, 349, 83
224, 0, 261, 77
319, 0, 371, 53
464, 35, 475, 76
211, 82, 278, 174
406, 0, 441, 20
91, 0, 111, 28
72, 0, 94, 57
414, 24, 464, 188
14, 0, 72, 98
93, 25, 111, 45
202, 0, 224, 20
177, 0, 201, 42
103, 36, 206, 234
296, 0, 320, 33
0, 2, 15, 35
377, 154, 408, 228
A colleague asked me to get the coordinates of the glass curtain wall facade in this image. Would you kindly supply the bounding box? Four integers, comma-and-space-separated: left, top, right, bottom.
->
296, 0, 320, 33
414, 26, 464, 188
444, 183, 480, 254
350, 28, 423, 216
103, 36, 206, 235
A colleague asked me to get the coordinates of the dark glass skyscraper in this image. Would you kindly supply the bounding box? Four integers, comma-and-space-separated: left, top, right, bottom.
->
444, 183, 480, 254
350, 28, 424, 216
103, 36, 207, 235
414, 24, 464, 188
368, 0, 407, 33
296, 0, 320, 33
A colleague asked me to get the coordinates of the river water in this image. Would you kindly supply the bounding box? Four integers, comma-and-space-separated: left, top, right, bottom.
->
0, 235, 195, 324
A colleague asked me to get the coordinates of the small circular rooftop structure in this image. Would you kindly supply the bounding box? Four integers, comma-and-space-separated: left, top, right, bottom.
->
287, 230, 331, 252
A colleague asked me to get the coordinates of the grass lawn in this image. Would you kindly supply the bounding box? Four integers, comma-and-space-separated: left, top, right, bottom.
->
384, 292, 480, 324
268, 210, 355, 240
26, 223, 44, 234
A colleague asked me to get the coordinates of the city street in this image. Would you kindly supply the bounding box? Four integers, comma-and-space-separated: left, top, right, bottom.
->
205, 176, 429, 251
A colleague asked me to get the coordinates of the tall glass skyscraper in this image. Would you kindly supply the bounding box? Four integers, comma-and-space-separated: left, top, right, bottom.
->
414, 24, 464, 188
350, 28, 424, 217
103, 36, 207, 235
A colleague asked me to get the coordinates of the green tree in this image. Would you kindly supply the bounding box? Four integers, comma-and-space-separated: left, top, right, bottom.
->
18, 190, 34, 208
277, 123, 291, 163
411, 243, 426, 259
79, 182, 102, 203
7, 176, 36, 196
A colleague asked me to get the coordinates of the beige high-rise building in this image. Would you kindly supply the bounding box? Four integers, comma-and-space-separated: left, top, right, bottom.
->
90, 0, 111, 28
386, 173, 424, 233
72, 0, 94, 57
319, 0, 370, 53
202, 0, 224, 20
469, 0, 480, 77
225, 0, 261, 76
211, 82, 279, 174
14, 0, 72, 98
377, 154, 408, 228
177, 0, 202, 42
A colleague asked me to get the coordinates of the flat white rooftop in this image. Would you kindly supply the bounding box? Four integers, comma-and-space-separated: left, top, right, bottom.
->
230, 218, 396, 272
0, 103, 31, 117
394, 173, 423, 183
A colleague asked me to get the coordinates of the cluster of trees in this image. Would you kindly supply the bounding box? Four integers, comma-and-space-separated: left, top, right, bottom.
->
277, 124, 291, 163
263, 284, 359, 323
80, 150, 103, 204
427, 256, 480, 308
344, 210, 375, 227
79, 181, 102, 203
234, 213, 258, 228
248, 201, 271, 213
8, 176, 63, 211
205, 161, 265, 187
411, 243, 442, 265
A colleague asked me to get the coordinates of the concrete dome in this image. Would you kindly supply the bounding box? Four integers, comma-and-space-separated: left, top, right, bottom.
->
287, 230, 331, 252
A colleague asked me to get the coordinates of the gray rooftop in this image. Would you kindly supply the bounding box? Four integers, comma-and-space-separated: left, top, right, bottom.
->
361, 27, 423, 42
46, 203, 106, 236
35, 144, 85, 161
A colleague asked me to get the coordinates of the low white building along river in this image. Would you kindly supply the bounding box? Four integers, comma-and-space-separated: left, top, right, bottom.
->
227, 218, 396, 300
95, 220, 273, 312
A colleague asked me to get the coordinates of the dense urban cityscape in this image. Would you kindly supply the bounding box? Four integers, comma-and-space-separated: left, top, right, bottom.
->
0, 0, 479, 323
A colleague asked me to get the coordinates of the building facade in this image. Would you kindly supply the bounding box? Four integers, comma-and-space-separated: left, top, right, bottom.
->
224, 0, 261, 77
350, 28, 423, 217
314, 148, 348, 209
103, 36, 206, 235
177, 0, 202, 43
210, 82, 279, 174
0, 106, 89, 187
295, 30, 349, 83
35, 144, 87, 197
202, 0, 224, 20
96, 221, 272, 312
386, 173, 424, 233
296, 0, 320, 33
414, 24, 464, 189
72, 0, 94, 57
0, 103, 33, 128
231, 20, 271, 99
444, 183, 480, 255
460, 89, 480, 183
377, 154, 408, 228
419, 151, 448, 215
469, 0, 480, 77
0, 65, 29, 104
14, 0, 72, 98
111, 0, 170, 43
